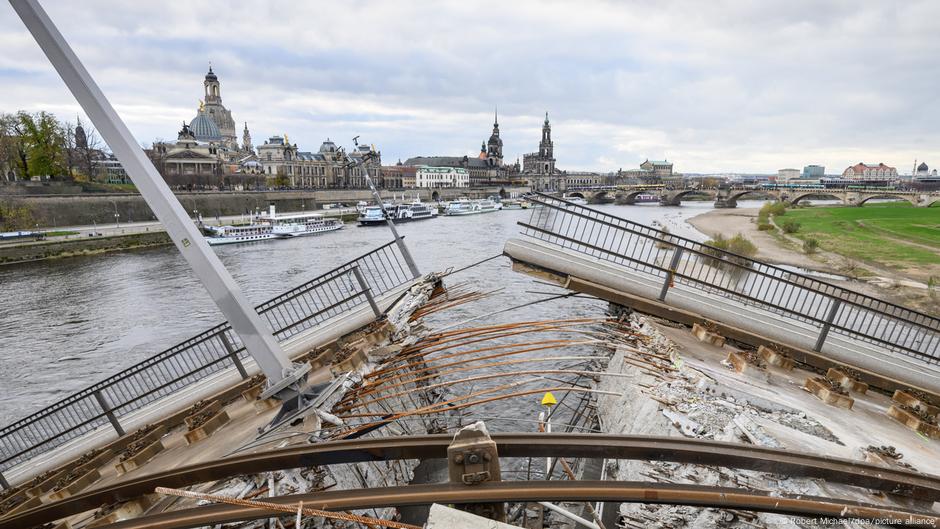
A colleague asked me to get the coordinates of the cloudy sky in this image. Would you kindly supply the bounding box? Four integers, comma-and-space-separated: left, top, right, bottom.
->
1, 0, 938, 174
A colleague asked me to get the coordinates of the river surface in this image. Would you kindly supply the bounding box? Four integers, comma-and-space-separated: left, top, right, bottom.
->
0, 200, 748, 426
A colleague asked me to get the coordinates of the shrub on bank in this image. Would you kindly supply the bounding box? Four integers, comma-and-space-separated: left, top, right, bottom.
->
757, 222, 775, 231
781, 219, 801, 234
803, 238, 819, 254
759, 201, 787, 218
705, 233, 758, 257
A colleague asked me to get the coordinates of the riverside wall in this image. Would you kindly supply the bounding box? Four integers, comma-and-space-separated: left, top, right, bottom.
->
0, 186, 529, 228
0, 231, 172, 265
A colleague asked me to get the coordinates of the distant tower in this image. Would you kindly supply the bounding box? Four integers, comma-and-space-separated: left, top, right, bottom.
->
75, 122, 88, 151
486, 107, 503, 167
204, 65, 220, 103
539, 112, 553, 159
243, 122, 252, 152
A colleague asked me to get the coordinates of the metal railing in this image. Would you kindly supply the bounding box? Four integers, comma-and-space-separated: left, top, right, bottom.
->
519, 193, 940, 364
0, 240, 417, 481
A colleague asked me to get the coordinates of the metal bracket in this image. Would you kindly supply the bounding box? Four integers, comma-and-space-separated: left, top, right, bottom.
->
447, 421, 506, 521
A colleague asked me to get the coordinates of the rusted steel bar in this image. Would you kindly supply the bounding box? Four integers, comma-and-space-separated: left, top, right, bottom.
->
336, 356, 609, 412
344, 340, 597, 403
338, 367, 629, 414
155, 486, 420, 529
108, 481, 939, 529
6, 433, 940, 529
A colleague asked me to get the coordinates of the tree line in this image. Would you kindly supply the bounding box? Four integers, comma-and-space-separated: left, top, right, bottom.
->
0, 111, 105, 182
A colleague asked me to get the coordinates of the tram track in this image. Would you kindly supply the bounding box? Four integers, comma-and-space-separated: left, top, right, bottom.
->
105, 481, 940, 529
3, 433, 939, 528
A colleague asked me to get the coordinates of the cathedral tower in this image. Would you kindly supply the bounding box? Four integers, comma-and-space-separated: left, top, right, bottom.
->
243, 122, 253, 152
486, 108, 504, 167
539, 112, 553, 159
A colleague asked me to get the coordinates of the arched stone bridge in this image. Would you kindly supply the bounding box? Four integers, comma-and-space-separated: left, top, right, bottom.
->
563, 186, 940, 208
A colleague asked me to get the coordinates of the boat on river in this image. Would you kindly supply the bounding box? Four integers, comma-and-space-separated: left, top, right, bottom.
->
204, 205, 342, 245
561, 194, 588, 205
358, 201, 438, 226
443, 198, 501, 216
500, 199, 531, 209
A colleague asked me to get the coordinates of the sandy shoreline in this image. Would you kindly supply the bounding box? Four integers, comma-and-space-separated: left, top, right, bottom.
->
686, 208, 827, 271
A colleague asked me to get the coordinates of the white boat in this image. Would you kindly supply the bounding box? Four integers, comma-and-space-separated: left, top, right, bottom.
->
358, 205, 388, 226
204, 223, 280, 245
268, 212, 343, 237
562, 194, 588, 205
205, 205, 341, 245
393, 201, 438, 222
443, 198, 501, 216
500, 198, 531, 209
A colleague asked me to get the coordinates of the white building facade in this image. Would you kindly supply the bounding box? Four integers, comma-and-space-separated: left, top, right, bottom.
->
415, 166, 469, 188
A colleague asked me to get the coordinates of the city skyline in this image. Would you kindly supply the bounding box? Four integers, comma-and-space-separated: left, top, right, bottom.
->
1, 1, 939, 174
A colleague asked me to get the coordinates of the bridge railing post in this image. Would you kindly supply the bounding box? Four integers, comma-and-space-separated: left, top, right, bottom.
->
92, 389, 125, 437
658, 247, 684, 301
351, 265, 382, 318
217, 330, 249, 380
814, 298, 842, 352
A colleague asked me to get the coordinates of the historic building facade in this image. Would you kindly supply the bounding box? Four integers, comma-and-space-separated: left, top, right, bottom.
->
404, 109, 519, 187
256, 136, 382, 188
414, 166, 469, 188
149, 124, 224, 188
842, 162, 898, 180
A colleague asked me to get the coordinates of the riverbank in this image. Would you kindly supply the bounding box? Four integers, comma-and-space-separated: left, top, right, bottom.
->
688, 207, 940, 316
0, 231, 172, 266
0, 210, 360, 266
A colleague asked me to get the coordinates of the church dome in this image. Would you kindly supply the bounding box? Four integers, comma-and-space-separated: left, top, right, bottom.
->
319, 139, 337, 153
189, 111, 222, 142
918, 162, 929, 171
205, 67, 218, 82
488, 134, 503, 146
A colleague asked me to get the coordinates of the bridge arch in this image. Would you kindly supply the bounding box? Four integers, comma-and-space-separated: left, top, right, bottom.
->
856, 194, 916, 207
498, 187, 507, 199
788, 192, 844, 206
615, 190, 656, 205
589, 190, 613, 204
431, 190, 440, 202
566, 191, 586, 199
662, 189, 712, 206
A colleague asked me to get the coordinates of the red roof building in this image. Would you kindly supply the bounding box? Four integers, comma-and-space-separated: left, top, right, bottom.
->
842, 162, 897, 180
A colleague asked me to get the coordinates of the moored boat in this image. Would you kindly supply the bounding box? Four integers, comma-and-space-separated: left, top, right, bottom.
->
205, 205, 342, 245
443, 198, 501, 216
204, 223, 280, 245
358, 205, 388, 226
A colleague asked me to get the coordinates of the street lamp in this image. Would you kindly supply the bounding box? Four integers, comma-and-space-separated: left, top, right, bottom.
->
110, 200, 120, 228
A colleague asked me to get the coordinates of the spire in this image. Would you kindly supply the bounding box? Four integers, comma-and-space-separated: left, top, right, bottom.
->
494, 106, 498, 127
545, 111, 549, 124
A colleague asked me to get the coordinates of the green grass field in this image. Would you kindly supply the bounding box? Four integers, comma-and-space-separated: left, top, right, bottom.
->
782, 202, 940, 269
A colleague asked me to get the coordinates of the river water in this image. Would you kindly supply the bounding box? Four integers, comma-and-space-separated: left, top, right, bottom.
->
0, 200, 740, 426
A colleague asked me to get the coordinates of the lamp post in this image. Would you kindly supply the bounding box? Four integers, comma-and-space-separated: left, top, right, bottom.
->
110, 200, 120, 228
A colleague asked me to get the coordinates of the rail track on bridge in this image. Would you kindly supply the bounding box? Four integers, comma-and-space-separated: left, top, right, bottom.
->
3, 433, 940, 528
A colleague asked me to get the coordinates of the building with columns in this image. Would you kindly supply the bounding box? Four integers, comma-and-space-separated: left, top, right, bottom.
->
256, 136, 382, 188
